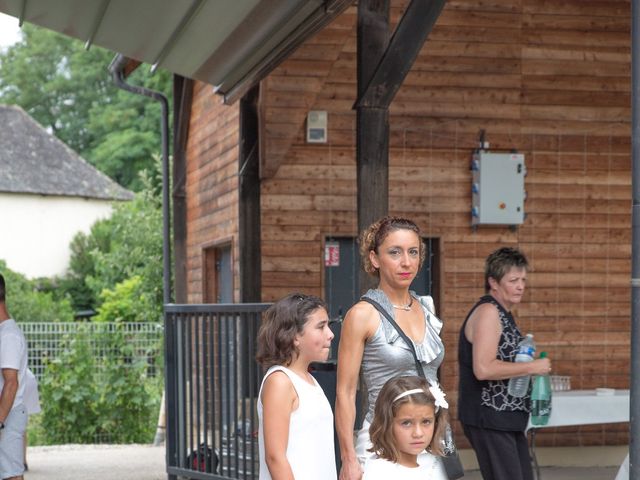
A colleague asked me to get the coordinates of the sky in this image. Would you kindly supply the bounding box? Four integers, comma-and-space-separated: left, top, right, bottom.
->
0, 13, 22, 49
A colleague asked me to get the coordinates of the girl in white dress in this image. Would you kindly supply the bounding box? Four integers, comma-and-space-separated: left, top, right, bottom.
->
256, 293, 337, 480
363, 376, 449, 480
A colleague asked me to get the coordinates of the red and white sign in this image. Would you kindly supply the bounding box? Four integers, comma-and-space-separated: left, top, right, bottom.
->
325, 242, 340, 267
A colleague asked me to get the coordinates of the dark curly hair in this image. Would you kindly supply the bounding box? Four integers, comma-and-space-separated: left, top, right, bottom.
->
484, 247, 529, 293
359, 216, 426, 278
256, 293, 327, 368
368, 376, 449, 461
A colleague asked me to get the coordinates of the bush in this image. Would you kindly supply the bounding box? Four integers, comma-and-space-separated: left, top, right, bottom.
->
38, 324, 162, 445
97, 327, 160, 443
93, 276, 155, 324
88, 178, 164, 322
57, 220, 113, 312
60, 167, 165, 321
39, 327, 99, 444
0, 261, 74, 323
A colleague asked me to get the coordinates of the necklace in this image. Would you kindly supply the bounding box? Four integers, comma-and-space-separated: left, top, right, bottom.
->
391, 296, 413, 311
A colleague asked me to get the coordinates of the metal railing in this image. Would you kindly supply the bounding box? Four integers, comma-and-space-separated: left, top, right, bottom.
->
164, 303, 270, 480
23, 321, 164, 382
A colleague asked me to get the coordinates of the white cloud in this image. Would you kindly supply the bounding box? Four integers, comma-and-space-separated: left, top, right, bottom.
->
0, 13, 22, 50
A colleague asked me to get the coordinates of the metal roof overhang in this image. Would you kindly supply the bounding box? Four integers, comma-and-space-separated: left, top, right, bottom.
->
0, 0, 353, 103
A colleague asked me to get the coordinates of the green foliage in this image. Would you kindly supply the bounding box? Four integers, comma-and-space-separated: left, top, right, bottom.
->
58, 217, 113, 312
39, 328, 100, 443
96, 325, 160, 442
0, 23, 172, 191
98, 358, 160, 443
26, 412, 44, 447
0, 24, 170, 442
88, 175, 164, 318
93, 276, 155, 323
60, 167, 165, 320
38, 324, 162, 445
0, 261, 74, 323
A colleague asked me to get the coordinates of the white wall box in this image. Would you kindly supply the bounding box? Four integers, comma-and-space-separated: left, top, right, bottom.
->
471, 151, 526, 226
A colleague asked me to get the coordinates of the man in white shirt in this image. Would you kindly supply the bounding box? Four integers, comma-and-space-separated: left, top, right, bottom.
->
0, 274, 28, 480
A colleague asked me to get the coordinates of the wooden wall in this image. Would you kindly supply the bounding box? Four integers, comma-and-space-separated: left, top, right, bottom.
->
186, 0, 631, 448
259, 0, 631, 448
185, 82, 241, 303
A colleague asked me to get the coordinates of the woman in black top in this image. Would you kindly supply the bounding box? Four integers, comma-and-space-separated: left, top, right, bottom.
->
458, 247, 550, 480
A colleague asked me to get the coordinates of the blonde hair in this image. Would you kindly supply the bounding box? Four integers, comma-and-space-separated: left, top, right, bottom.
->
359, 216, 426, 278
368, 376, 449, 461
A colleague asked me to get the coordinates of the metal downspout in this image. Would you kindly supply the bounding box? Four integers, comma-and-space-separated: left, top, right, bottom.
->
108, 54, 172, 306
109, 54, 176, 480
632, 0, 640, 478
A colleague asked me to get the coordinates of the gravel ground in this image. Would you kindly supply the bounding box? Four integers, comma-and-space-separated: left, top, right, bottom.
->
25, 444, 166, 480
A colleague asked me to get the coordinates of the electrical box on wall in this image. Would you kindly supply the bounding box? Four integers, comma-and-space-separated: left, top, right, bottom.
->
306, 110, 327, 143
471, 151, 526, 226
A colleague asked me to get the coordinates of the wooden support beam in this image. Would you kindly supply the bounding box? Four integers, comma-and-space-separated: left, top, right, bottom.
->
239, 85, 262, 302
356, 0, 445, 292
356, 0, 447, 109
172, 74, 193, 304
357, 0, 390, 293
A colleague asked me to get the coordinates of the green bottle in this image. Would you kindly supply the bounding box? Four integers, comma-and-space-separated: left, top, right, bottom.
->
531, 351, 552, 426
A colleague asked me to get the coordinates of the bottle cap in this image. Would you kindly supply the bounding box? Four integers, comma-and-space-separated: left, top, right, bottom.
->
539, 351, 547, 358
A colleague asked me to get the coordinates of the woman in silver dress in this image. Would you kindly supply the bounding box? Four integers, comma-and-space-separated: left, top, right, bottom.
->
335, 216, 445, 480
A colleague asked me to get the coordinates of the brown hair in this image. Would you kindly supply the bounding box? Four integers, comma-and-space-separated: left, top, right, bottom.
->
255, 293, 327, 369
359, 216, 426, 278
484, 247, 529, 293
368, 376, 449, 461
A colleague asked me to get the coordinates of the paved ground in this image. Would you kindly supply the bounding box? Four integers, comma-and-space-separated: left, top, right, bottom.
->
25, 444, 166, 480
464, 466, 619, 480
23, 444, 623, 480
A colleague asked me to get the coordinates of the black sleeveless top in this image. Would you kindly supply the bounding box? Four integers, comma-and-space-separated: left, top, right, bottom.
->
458, 295, 530, 431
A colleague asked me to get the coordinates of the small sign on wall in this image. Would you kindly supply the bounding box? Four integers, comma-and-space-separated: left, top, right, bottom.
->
307, 110, 328, 143
325, 241, 340, 267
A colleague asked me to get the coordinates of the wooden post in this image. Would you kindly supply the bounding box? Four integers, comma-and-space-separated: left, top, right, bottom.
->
356, 0, 390, 293
355, 0, 446, 293
172, 75, 193, 304
239, 85, 262, 303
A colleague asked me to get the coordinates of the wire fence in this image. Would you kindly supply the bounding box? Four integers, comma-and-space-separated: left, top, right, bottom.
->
22, 322, 164, 382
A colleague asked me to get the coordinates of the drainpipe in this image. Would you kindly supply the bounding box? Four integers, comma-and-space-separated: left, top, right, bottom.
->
108, 54, 172, 305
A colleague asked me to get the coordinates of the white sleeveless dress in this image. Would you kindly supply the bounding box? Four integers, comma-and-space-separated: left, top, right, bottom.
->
258, 365, 337, 479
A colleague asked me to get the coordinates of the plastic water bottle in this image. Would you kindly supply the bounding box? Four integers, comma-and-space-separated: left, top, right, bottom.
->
508, 333, 535, 397
530, 352, 552, 426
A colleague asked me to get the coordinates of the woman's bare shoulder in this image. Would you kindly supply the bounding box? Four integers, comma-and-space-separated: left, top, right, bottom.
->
472, 302, 499, 317
342, 301, 379, 336
466, 302, 501, 340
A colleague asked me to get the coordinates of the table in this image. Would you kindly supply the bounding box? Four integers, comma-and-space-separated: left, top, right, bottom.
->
526, 389, 630, 479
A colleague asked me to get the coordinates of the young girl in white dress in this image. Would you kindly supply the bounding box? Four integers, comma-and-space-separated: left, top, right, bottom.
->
256, 293, 337, 480
363, 376, 449, 480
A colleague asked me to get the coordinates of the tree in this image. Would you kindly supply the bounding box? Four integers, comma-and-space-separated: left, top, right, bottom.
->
0, 261, 74, 323
58, 217, 113, 312
63, 166, 165, 322
0, 24, 172, 191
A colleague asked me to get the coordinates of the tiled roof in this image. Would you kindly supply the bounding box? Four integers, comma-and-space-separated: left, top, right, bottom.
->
0, 104, 133, 200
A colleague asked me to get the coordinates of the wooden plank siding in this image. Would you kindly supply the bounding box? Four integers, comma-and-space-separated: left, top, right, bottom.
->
185, 82, 241, 303
185, 1, 632, 448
